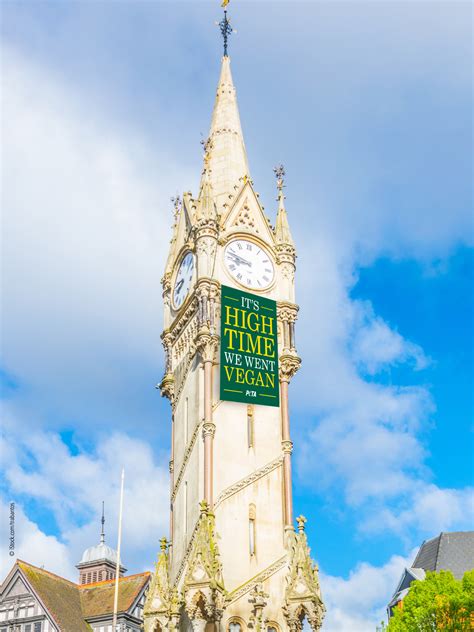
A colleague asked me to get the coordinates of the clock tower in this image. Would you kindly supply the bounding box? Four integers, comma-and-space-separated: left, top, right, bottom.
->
144, 12, 325, 632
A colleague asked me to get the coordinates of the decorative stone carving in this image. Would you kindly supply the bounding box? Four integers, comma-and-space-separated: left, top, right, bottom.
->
171, 421, 202, 503
196, 235, 218, 257
202, 422, 216, 439
281, 262, 296, 282
232, 200, 259, 232
248, 583, 269, 632
226, 556, 287, 604
279, 353, 302, 382
283, 516, 325, 632
183, 501, 226, 624
144, 538, 181, 632
277, 302, 299, 324
276, 242, 296, 264
214, 456, 283, 509
159, 373, 175, 402
196, 332, 219, 364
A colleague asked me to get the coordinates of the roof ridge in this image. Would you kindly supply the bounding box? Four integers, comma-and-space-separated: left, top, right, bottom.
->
18, 560, 78, 587
434, 531, 443, 569
79, 571, 150, 590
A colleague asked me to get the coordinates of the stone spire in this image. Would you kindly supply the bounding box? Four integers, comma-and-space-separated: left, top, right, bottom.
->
196, 151, 218, 223
274, 164, 295, 246
203, 56, 250, 209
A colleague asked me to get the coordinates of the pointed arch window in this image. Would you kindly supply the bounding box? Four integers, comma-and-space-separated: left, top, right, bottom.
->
247, 405, 254, 448
183, 481, 188, 539
249, 503, 256, 556
184, 397, 189, 444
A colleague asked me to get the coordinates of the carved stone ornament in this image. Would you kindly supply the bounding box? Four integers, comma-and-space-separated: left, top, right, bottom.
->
281, 261, 296, 282
248, 583, 269, 632
196, 234, 218, 258
277, 302, 299, 324
232, 200, 259, 233
159, 372, 175, 402
144, 538, 181, 632
279, 353, 302, 382
276, 242, 296, 263
283, 516, 325, 632
183, 501, 226, 623
202, 422, 216, 439
196, 332, 219, 364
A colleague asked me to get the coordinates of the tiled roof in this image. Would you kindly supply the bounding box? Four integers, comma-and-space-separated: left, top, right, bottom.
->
80, 572, 150, 618
413, 531, 474, 579
19, 561, 91, 632
16, 561, 150, 628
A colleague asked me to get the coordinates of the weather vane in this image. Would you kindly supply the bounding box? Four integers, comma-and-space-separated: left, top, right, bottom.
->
218, 0, 233, 57
273, 164, 286, 192
170, 194, 181, 220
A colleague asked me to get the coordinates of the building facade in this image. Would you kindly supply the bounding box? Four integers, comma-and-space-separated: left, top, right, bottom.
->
387, 531, 474, 618
0, 524, 149, 632
144, 19, 325, 632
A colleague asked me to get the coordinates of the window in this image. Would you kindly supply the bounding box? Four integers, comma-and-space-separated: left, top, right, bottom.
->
249, 504, 256, 556
247, 405, 254, 448
34, 623, 42, 632
267, 626, 279, 632
229, 623, 242, 632
184, 397, 189, 444
183, 481, 188, 539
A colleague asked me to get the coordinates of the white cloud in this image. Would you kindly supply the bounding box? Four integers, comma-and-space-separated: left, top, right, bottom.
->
0, 499, 74, 579
366, 484, 474, 537
1, 44, 187, 430
320, 551, 415, 632
293, 237, 472, 541
351, 301, 429, 375
1, 407, 169, 579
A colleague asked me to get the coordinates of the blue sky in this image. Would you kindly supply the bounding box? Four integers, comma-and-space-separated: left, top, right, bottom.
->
1, 1, 473, 630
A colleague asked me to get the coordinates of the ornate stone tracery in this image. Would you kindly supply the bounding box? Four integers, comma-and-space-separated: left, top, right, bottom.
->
183, 502, 227, 626
283, 517, 325, 632
144, 538, 181, 632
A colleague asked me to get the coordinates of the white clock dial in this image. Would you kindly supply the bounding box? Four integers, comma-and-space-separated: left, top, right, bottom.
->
224, 239, 275, 289
173, 252, 194, 309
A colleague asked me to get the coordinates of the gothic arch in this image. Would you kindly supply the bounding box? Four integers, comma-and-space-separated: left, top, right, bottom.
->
227, 615, 246, 632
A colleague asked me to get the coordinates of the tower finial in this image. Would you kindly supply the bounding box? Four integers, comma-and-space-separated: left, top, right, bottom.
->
274, 163, 285, 193
218, 4, 233, 57
100, 501, 105, 544
170, 194, 181, 222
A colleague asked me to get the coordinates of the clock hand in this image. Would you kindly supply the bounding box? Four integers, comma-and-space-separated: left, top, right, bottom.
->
228, 252, 252, 267
175, 279, 184, 293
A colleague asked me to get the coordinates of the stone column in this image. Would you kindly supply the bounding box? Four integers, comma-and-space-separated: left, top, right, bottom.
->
198, 333, 218, 508
169, 414, 175, 554
279, 353, 301, 533
281, 379, 294, 529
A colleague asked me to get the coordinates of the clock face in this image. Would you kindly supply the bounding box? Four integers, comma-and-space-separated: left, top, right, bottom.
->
173, 252, 194, 309
224, 239, 275, 289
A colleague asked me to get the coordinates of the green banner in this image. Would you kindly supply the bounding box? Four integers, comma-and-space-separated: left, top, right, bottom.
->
220, 285, 279, 406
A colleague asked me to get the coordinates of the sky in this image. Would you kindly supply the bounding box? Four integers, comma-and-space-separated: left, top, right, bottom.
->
1, 1, 473, 630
